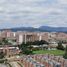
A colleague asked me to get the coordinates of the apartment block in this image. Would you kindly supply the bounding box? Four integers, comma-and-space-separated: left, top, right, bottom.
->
0, 29, 67, 45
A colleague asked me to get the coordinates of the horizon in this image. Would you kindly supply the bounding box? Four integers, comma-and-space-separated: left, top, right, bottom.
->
0, 26, 67, 29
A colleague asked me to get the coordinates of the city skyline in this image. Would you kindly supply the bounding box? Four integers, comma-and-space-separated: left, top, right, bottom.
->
0, 0, 67, 29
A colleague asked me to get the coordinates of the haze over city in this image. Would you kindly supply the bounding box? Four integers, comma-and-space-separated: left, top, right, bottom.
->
0, 0, 67, 29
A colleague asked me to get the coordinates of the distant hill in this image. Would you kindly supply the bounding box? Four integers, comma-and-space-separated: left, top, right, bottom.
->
39, 26, 67, 32
1, 26, 67, 32
1, 27, 39, 32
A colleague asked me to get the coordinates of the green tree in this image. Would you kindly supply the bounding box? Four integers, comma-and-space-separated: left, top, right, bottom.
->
33, 40, 49, 50
0, 52, 5, 63
56, 42, 65, 50
0, 52, 5, 59
0, 38, 11, 45
0, 41, 2, 45
33, 40, 49, 45
63, 46, 67, 59
2, 38, 9, 45
19, 42, 33, 55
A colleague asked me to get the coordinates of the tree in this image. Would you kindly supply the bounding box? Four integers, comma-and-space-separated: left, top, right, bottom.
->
0, 41, 2, 45
33, 40, 49, 45
2, 38, 9, 45
56, 42, 65, 50
0, 38, 12, 45
33, 40, 49, 50
0, 52, 5, 59
0, 52, 5, 63
63, 46, 67, 59
19, 42, 33, 55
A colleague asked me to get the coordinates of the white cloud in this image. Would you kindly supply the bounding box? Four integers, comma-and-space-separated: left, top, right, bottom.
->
58, 0, 67, 4
0, 0, 67, 28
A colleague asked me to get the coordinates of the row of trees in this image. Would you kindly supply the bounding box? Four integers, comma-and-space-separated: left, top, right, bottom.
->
0, 38, 17, 46
23, 40, 49, 46
19, 40, 49, 55
0, 38, 12, 45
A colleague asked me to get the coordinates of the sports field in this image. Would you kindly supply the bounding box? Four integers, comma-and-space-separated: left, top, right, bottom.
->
33, 50, 64, 56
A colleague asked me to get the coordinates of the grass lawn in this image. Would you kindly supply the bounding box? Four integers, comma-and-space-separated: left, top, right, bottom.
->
33, 50, 64, 56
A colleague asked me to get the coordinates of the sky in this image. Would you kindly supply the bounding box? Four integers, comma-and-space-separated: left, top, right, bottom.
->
0, 0, 67, 29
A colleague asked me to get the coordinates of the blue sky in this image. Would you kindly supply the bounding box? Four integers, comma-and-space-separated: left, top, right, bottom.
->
0, 0, 67, 29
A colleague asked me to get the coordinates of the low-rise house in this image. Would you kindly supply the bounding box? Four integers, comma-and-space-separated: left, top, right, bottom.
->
0, 45, 20, 57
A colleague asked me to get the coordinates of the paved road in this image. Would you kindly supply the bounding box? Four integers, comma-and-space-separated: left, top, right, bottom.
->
0, 64, 8, 67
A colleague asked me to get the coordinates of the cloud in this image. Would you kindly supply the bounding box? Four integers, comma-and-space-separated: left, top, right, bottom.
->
0, 0, 67, 28
58, 0, 67, 4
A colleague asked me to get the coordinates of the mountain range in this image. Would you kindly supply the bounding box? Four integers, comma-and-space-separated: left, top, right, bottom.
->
1, 26, 67, 32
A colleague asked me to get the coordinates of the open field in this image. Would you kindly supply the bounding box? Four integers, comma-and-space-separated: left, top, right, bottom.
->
33, 50, 64, 56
